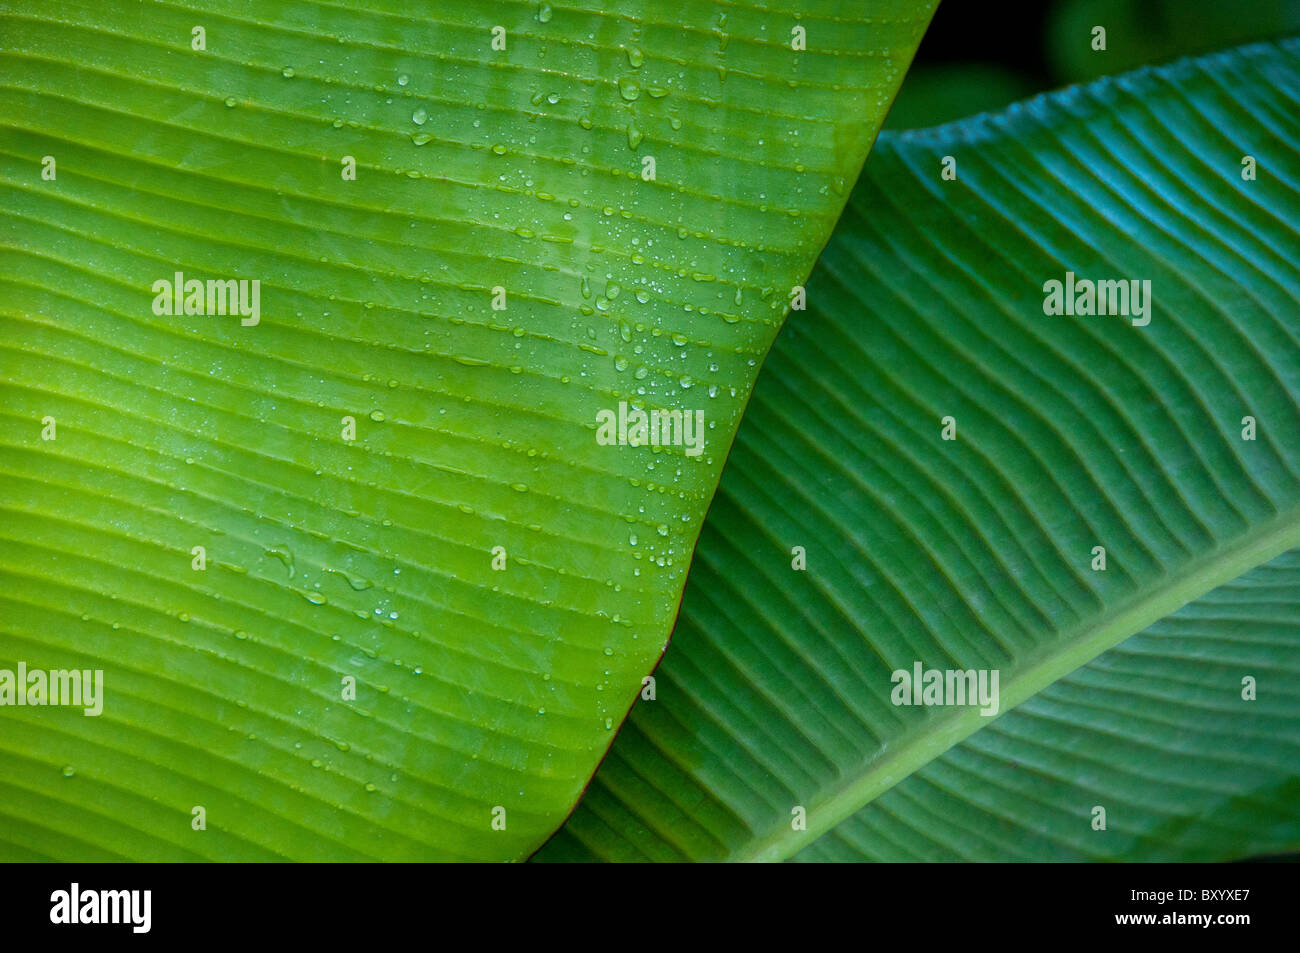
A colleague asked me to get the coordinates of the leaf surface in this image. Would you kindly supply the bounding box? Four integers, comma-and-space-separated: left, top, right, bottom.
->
538, 39, 1300, 862
0, 0, 936, 860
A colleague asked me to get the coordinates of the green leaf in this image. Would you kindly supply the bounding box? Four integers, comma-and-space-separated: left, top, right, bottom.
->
0, 0, 936, 859
793, 549, 1300, 861
537, 39, 1300, 862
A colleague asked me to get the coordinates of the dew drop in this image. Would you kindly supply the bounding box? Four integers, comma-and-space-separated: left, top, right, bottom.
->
266, 546, 295, 578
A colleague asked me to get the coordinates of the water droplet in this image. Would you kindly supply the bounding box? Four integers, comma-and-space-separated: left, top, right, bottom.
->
61, 766, 76, 778
626, 46, 644, 68
536, 2, 553, 23
369, 410, 386, 422
618, 77, 641, 101
412, 107, 428, 125
326, 568, 374, 591
265, 546, 295, 578
224, 97, 237, 108
411, 132, 432, 146
397, 73, 409, 86
491, 143, 507, 155
281, 67, 295, 78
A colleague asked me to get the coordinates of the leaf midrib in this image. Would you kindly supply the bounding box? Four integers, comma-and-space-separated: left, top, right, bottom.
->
733, 504, 1300, 862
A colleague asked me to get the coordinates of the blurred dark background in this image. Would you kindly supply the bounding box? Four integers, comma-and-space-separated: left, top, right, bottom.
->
886, 0, 1300, 128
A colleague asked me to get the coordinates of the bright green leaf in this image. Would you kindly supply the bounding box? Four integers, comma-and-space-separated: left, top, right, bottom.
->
0, 0, 936, 860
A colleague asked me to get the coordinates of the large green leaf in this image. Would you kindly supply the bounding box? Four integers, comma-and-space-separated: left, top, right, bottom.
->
0, 0, 937, 859
793, 549, 1300, 861
537, 39, 1300, 862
